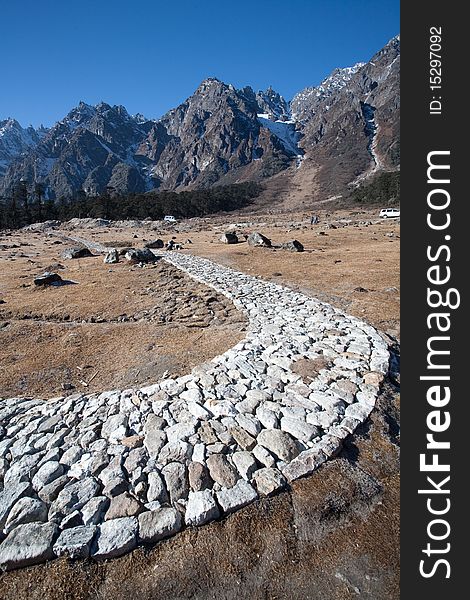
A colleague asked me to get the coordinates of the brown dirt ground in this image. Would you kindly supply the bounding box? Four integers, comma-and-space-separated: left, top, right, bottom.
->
184, 211, 400, 339
0, 232, 246, 398
54, 206, 399, 337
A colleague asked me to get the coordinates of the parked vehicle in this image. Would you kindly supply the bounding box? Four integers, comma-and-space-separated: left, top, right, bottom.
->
163, 215, 177, 223
379, 208, 400, 219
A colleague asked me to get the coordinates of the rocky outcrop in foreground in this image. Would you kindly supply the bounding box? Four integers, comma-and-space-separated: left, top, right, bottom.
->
0, 253, 389, 570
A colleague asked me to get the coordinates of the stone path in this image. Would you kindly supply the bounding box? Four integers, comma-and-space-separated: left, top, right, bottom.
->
0, 252, 390, 570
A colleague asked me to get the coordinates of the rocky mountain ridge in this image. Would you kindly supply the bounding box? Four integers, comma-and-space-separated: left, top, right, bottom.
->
0, 119, 48, 178
0, 36, 399, 202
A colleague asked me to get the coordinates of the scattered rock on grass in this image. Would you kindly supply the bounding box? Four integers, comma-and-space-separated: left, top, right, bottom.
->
61, 247, 93, 259
144, 239, 164, 249
104, 249, 119, 264
281, 239, 304, 252
33, 272, 63, 286
247, 232, 271, 248
124, 248, 158, 264
220, 232, 238, 244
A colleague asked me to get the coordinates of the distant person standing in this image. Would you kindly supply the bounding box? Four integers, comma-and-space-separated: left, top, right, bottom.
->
310, 214, 319, 225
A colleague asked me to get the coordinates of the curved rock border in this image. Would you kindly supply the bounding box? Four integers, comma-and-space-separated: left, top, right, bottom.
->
0, 253, 390, 570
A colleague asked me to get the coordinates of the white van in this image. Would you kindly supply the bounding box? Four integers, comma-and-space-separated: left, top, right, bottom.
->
163, 215, 177, 223
379, 208, 400, 219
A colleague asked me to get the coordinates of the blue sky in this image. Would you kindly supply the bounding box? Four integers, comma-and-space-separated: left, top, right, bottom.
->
0, 0, 399, 128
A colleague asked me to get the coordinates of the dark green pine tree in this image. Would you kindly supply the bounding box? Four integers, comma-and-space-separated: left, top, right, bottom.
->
32, 182, 45, 223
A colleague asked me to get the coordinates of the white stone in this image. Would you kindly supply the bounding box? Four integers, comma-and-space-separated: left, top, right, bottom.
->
281, 448, 326, 482
345, 403, 372, 422
81, 496, 109, 526
252, 444, 276, 468
53, 525, 96, 559
92, 517, 137, 559
204, 399, 237, 417
138, 507, 182, 543
256, 406, 278, 429
101, 414, 128, 443
191, 443, 206, 463
147, 471, 168, 503
166, 421, 197, 443
158, 440, 192, 465
68, 453, 94, 479
280, 417, 319, 443
180, 388, 203, 403
0, 522, 58, 570
216, 480, 257, 514
236, 413, 262, 437
0, 482, 33, 530
187, 402, 212, 420
252, 468, 286, 496
32, 460, 64, 490
257, 429, 299, 462
4, 497, 48, 534
185, 490, 219, 526
232, 451, 257, 480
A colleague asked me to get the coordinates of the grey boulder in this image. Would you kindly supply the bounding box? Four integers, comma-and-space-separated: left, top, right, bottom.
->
53, 525, 97, 559
4, 497, 48, 534
138, 507, 182, 544
103, 249, 119, 264
220, 232, 238, 244
49, 477, 100, 521
185, 490, 220, 526
257, 429, 299, 462
32, 460, 64, 490
33, 272, 63, 286
147, 471, 169, 503
144, 239, 164, 249
281, 239, 304, 252
0, 481, 32, 529
124, 248, 157, 264
61, 247, 93, 259
0, 522, 58, 570
247, 232, 271, 248
92, 517, 138, 559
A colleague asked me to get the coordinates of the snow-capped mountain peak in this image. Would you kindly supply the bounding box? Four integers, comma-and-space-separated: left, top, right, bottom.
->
0, 36, 399, 201
256, 87, 290, 121
0, 118, 44, 177
290, 62, 365, 121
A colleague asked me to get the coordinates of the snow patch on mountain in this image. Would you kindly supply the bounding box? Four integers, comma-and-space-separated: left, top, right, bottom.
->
257, 116, 302, 157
